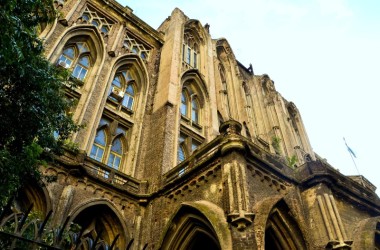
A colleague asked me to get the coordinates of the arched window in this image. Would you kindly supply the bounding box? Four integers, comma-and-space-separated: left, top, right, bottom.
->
182, 33, 199, 69
180, 88, 201, 126
181, 89, 189, 117
108, 70, 137, 112
90, 129, 106, 161
191, 98, 199, 124
57, 42, 91, 81
107, 138, 123, 170
90, 117, 128, 173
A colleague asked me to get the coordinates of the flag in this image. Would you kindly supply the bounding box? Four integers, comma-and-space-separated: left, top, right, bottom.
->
344, 137, 357, 158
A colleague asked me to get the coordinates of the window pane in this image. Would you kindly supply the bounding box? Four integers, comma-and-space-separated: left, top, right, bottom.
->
112, 76, 122, 88
107, 153, 121, 170
77, 43, 89, 53
126, 84, 134, 95
72, 65, 87, 81
191, 99, 199, 123
92, 20, 99, 27
100, 26, 109, 34
191, 140, 200, 152
116, 126, 127, 136
122, 94, 134, 110
82, 14, 90, 21
94, 130, 106, 145
79, 56, 90, 67
63, 47, 75, 58
90, 145, 104, 162
178, 145, 185, 163
181, 92, 188, 116
111, 138, 122, 154
186, 47, 191, 64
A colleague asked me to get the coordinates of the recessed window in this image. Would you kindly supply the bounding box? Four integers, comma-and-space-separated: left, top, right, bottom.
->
108, 69, 137, 113
57, 42, 92, 82
80, 6, 113, 35
182, 34, 199, 68
90, 118, 128, 172
180, 87, 201, 127
90, 129, 106, 162
177, 132, 202, 163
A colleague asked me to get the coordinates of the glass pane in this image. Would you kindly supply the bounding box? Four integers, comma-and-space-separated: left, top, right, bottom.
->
112, 76, 122, 88
111, 138, 122, 154
122, 95, 134, 109
181, 92, 187, 116
92, 20, 99, 27
100, 26, 109, 34
90, 145, 104, 162
178, 145, 185, 163
132, 47, 138, 54
99, 117, 110, 127
126, 84, 134, 95
77, 43, 89, 53
72, 65, 81, 79
140, 52, 147, 60
186, 47, 191, 64
107, 154, 114, 167
82, 14, 90, 21
114, 156, 121, 169
79, 56, 90, 67
191, 140, 200, 152
79, 68, 87, 81
94, 130, 106, 145
116, 126, 127, 136
191, 99, 199, 123
63, 47, 75, 58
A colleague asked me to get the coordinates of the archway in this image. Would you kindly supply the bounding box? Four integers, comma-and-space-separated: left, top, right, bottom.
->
159, 201, 232, 250
264, 200, 306, 250
69, 202, 128, 249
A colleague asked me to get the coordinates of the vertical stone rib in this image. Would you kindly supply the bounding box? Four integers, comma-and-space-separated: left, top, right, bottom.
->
317, 195, 334, 240
233, 162, 243, 212
323, 193, 344, 242
239, 163, 250, 211
227, 166, 235, 213
329, 195, 347, 239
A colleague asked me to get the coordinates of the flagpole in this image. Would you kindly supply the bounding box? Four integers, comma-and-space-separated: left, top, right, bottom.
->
343, 137, 360, 175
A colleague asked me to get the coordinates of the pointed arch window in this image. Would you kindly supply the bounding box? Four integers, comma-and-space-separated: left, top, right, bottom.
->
108, 70, 137, 113
89, 117, 129, 173
181, 89, 189, 117
90, 129, 106, 161
183, 33, 199, 69
191, 98, 199, 124
177, 132, 202, 164
57, 42, 92, 81
180, 88, 201, 127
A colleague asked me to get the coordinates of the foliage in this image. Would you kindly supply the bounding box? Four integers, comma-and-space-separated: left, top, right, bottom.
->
271, 136, 282, 155
287, 155, 298, 168
0, 0, 80, 206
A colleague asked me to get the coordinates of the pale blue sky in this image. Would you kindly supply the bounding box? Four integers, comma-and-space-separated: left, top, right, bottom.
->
122, 0, 380, 194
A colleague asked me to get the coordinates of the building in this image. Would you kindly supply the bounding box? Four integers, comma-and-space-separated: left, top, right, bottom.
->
1, 0, 379, 249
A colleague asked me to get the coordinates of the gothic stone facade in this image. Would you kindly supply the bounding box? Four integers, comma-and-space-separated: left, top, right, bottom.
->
6, 1, 380, 249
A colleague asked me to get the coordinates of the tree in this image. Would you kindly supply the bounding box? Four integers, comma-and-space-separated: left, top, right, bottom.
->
0, 0, 79, 206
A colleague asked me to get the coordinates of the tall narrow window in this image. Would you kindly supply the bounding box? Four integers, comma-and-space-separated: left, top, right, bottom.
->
191, 98, 199, 124
122, 84, 135, 110
183, 33, 199, 69
181, 90, 189, 116
108, 70, 137, 112
57, 42, 92, 81
178, 134, 186, 163
107, 138, 123, 170
90, 129, 106, 161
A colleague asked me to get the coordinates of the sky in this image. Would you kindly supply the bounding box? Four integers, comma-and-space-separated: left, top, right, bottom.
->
121, 0, 380, 194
